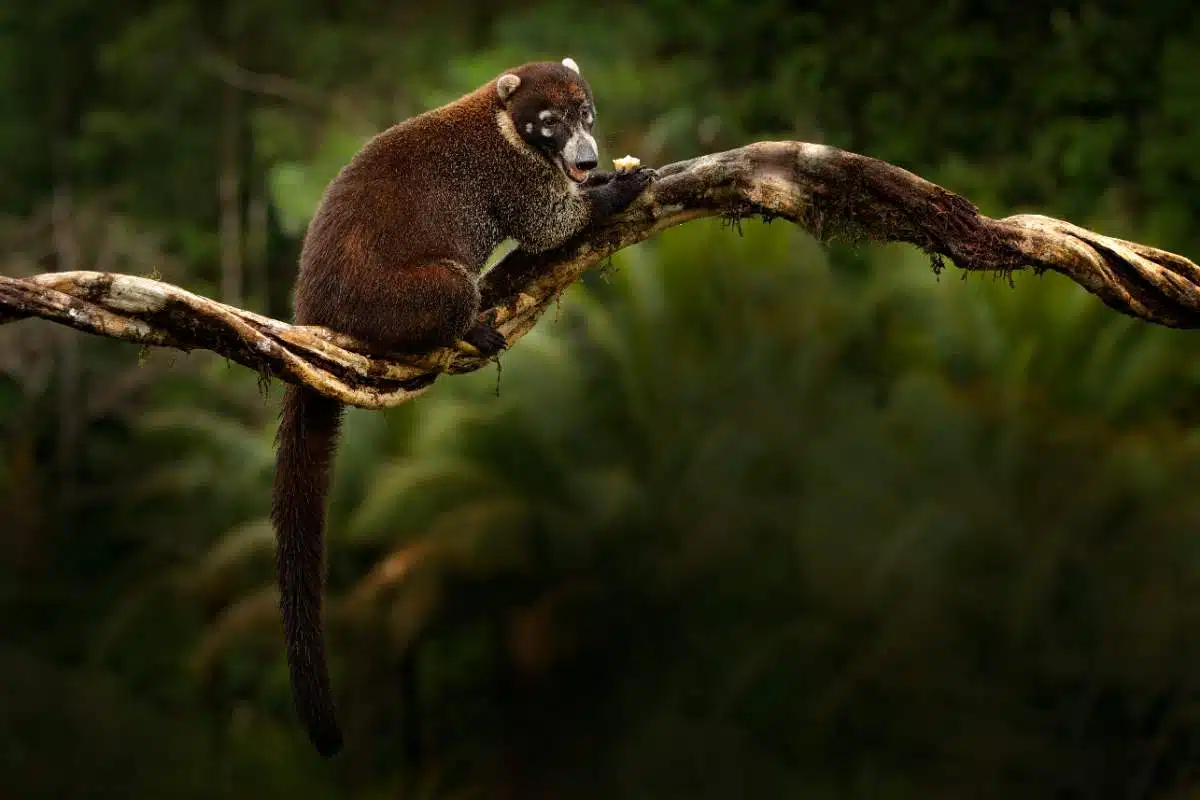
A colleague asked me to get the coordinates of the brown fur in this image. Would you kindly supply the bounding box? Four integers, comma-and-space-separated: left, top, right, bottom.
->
272, 59, 655, 758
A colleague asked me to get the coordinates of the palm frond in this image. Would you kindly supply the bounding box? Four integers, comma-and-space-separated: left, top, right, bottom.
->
189, 584, 281, 677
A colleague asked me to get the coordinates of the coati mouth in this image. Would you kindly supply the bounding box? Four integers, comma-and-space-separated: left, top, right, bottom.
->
558, 156, 591, 184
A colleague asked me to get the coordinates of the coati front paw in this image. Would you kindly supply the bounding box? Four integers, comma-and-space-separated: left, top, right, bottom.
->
615, 166, 657, 189
589, 167, 657, 219
461, 322, 508, 358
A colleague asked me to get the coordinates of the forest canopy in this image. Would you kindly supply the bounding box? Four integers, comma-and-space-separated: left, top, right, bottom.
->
2, 2, 1199, 798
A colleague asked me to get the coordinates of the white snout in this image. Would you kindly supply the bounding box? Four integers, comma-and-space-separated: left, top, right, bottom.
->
561, 127, 598, 183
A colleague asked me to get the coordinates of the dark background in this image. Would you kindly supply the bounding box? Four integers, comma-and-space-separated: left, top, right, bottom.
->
2, 2, 1199, 797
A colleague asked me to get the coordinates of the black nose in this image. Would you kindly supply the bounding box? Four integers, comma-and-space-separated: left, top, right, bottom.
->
575, 157, 598, 171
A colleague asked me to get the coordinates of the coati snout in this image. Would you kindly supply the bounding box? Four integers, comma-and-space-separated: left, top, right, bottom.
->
497, 57, 600, 184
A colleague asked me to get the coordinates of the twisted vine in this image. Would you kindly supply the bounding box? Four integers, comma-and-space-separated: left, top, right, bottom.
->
2, 141, 1197, 409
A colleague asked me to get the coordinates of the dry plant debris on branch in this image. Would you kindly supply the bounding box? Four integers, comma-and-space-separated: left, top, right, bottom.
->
2, 141, 1198, 410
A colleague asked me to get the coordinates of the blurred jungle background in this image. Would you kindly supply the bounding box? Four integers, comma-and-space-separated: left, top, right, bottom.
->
3, 1, 1200, 798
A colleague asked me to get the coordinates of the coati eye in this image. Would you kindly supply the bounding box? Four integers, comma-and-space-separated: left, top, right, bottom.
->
537, 110, 560, 139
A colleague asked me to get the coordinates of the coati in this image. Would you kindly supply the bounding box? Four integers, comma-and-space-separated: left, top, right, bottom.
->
271, 57, 655, 758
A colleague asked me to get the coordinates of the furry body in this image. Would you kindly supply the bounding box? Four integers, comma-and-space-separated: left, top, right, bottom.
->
271, 59, 654, 757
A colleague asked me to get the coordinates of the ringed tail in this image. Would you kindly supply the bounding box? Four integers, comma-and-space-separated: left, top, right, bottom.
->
271, 383, 345, 757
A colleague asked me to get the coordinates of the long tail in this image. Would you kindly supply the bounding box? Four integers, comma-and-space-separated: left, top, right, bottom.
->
271, 384, 345, 757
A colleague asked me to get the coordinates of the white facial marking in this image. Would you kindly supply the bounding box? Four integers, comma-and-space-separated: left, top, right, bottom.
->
562, 57, 580, 74
538, 109, 554, 121
541, 126, 554, 138
525, 122, 533, 133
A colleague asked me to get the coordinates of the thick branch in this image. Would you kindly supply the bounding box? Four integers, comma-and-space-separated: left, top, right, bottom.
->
3, 141, 1198, 409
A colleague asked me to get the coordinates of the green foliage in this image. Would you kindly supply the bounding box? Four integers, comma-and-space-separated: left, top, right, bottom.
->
3, 2, 1200, 796
170, 222, 1200, 796
268, 129, 372, 237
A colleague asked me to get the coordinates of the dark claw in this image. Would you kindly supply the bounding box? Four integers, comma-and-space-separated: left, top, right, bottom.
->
463, 322, 508, 358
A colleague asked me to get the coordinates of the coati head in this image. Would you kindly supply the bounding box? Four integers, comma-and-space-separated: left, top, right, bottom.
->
496, 57, 599, 184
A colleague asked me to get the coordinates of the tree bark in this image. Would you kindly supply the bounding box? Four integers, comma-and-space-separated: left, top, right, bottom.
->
2, 141, 1198, 410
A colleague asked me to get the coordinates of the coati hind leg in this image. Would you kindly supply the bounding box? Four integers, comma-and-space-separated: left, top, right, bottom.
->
335, 259, 507, 358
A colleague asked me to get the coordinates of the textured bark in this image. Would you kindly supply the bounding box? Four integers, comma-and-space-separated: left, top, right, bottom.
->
3, 141, 1198, 409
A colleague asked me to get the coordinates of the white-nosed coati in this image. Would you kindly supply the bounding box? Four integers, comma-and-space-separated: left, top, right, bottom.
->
271, 57, 655, 758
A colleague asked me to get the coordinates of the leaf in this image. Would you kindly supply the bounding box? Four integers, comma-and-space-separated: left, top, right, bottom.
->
192, 517, 276, 589
189, 584, 280, 677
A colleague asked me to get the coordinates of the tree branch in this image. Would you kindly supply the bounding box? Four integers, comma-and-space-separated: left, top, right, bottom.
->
3, 141, 1198, 409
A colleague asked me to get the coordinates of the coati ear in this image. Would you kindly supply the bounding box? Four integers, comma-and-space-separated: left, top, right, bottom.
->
496, 73, 521, 103
561, 57, 580, 74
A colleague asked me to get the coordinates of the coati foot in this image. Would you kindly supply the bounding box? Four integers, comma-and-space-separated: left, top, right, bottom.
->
460, 322, 508, 358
